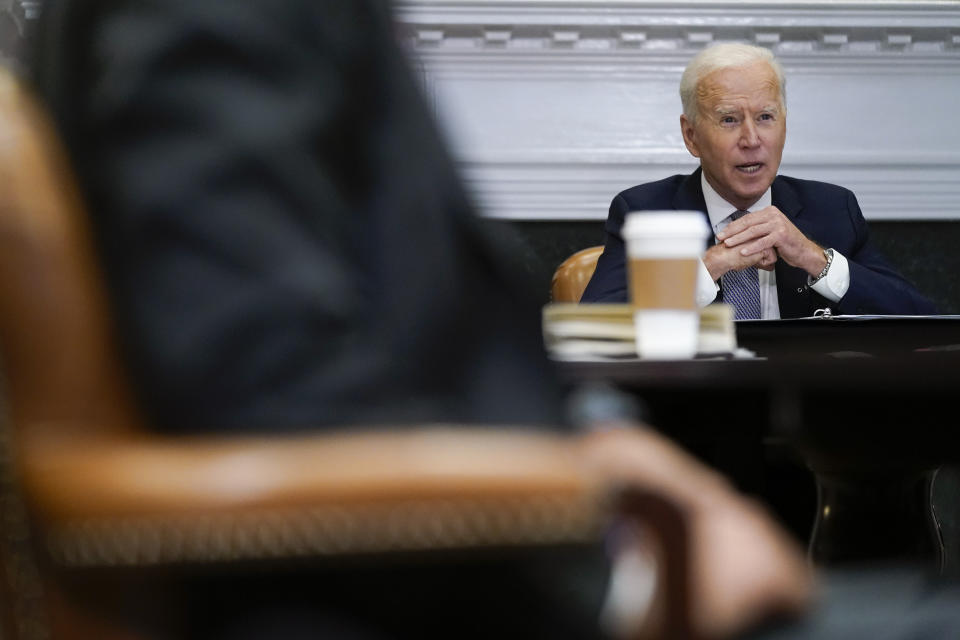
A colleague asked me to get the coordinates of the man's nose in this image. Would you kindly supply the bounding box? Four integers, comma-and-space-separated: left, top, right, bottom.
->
739, 120, 761, 148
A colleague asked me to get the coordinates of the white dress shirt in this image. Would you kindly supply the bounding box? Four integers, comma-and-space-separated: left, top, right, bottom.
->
694, 173, 850, 318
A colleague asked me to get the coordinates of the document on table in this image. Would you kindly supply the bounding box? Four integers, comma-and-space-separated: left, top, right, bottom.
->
542, 303, 753, 361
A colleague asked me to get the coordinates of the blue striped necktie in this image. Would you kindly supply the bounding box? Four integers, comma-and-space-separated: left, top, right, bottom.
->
720, 210, 761, 320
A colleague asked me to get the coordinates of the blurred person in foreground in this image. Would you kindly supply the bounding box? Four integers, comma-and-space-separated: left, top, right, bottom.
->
582, 43, 935, 319
26, 1, 958, 639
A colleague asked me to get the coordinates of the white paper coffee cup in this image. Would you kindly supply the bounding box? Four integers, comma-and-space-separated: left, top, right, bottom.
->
622, 211, 710, 359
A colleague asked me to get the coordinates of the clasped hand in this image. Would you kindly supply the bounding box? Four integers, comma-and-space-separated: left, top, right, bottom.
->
706, 205, 826, 281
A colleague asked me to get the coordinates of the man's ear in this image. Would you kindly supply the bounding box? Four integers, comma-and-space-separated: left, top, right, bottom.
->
680, 114, 700, 158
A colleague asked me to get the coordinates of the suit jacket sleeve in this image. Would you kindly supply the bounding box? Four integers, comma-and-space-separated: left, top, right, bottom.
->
832, 191, 937, 315
580, 193, 630, 303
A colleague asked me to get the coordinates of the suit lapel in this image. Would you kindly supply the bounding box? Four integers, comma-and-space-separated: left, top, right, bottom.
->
673, 167, 708, 212
772, 176, 802, 224
673, 167, 712, 250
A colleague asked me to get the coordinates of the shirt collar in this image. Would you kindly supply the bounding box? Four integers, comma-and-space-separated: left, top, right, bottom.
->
700, 171, 772, 233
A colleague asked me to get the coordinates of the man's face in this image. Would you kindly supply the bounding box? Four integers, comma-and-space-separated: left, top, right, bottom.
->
680, 61, 786, 211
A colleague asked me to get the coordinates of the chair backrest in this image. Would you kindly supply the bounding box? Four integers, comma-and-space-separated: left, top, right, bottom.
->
551, 245, 603, 302
0, 66, 150, 640
0, 69, 143, 443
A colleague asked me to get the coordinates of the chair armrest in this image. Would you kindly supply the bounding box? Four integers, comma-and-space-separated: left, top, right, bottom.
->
10, 427, 696, 639
19, 427, 607, 566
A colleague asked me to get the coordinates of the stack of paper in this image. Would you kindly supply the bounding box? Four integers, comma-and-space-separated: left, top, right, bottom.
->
542, 304, 635, 360
698, 304, 738, 355
542, 303, 739, 361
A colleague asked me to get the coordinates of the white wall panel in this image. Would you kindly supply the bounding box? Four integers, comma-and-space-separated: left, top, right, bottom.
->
397, 1, 960, 220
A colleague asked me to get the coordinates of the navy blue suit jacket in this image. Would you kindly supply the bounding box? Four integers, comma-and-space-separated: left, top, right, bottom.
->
581, 169, 936, 317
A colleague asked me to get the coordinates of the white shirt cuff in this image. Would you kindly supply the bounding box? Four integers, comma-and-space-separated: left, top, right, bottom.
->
809, 249, 850, 303
695, 258, 720, 308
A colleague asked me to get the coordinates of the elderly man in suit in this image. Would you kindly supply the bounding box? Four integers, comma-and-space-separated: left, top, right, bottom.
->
582, 43, 935, 318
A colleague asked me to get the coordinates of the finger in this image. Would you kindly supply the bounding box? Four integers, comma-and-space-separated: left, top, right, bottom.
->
716, 209, 775, 241
722, 223, 770, 247
756, 249, 777, 271
716, 220, 748, 242
758, 256, 777, 271
737, 236, 775, 257
716, 216, 753, 241
754, 205, 783, 218
726, 224, 775, 250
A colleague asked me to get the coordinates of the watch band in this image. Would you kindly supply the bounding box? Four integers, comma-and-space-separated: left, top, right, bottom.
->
808, 248, 834, 285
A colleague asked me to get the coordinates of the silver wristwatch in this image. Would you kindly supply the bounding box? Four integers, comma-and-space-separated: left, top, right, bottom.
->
808, 248, 834, 285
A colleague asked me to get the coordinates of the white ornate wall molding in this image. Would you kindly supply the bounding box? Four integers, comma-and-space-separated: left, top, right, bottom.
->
397, 1, 960, 220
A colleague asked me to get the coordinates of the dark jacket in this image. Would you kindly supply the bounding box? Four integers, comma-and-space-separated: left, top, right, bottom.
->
29, 0, 564, 432
582, 168, 936, 317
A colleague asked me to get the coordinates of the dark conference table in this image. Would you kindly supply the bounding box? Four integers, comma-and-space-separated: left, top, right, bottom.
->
555, 315, 960, 569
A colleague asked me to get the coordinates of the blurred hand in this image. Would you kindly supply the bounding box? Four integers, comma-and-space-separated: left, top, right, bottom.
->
579, 426, 814, 639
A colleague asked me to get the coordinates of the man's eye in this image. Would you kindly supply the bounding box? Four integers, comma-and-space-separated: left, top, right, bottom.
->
721, 116, 738, 125
759, 113, 774, 121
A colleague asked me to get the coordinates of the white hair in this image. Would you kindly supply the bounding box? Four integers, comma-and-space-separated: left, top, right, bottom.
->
680, 43, 786, 122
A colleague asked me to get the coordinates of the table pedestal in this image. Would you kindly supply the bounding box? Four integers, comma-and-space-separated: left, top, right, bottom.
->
808, 467, 944, 569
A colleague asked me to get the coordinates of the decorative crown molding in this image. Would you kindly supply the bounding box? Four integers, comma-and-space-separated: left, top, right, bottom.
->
397, 0, 960, 70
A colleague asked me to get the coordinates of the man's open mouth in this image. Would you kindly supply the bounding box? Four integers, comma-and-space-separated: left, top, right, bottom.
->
736, 163, 763, 174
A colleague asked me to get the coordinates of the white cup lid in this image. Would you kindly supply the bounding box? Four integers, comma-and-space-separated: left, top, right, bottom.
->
622, 210, 710, 240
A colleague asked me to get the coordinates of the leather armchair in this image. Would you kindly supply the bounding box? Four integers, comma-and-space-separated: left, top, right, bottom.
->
552, 246, 604, 303
0, 70, 692, 640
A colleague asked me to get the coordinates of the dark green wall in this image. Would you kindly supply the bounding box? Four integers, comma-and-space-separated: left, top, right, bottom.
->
488, 219, 959, 313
